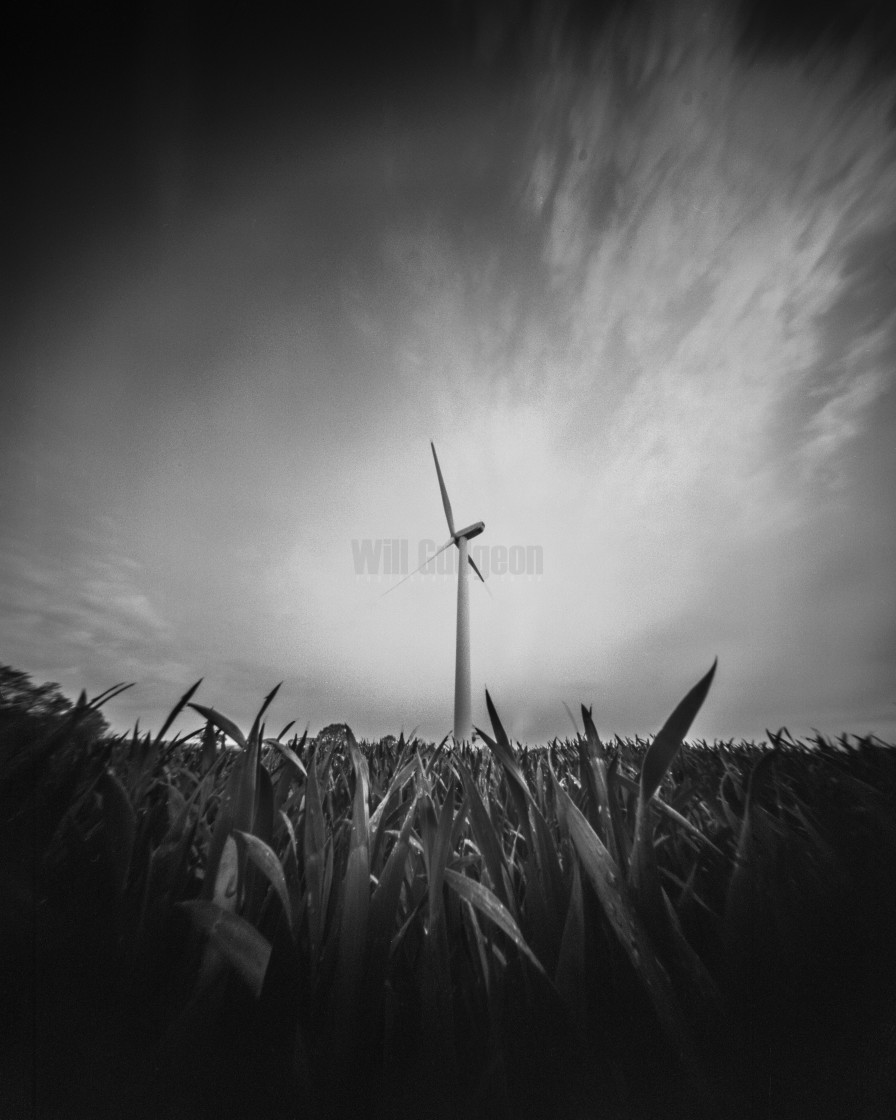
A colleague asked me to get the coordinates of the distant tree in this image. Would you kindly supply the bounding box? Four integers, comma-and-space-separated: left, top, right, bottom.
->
317, 722, 351, 745
0, 665, 73, 720
0, 665, 108, 742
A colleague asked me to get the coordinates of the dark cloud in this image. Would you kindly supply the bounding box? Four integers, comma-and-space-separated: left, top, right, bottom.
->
736, 0, 896, 67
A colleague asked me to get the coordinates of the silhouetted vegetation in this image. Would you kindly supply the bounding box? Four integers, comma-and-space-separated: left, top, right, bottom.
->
1, 669, 895, 1119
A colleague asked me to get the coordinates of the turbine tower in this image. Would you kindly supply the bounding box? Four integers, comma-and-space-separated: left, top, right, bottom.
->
382, 442, 486, 743
430, 442, 486, 744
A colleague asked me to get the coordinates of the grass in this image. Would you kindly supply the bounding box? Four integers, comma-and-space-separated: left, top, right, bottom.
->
1, 666, 896, 1119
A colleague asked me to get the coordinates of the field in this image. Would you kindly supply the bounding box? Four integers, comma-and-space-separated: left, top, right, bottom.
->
2, 666, 895, 1119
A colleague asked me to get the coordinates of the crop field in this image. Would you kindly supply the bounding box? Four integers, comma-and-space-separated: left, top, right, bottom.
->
2, 666, 896, 1120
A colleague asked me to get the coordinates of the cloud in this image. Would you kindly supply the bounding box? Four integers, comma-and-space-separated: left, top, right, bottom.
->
347, 0, 896, 740
3, 0, 894, 744
496, 1, 896, 484
0, 512, 188, 724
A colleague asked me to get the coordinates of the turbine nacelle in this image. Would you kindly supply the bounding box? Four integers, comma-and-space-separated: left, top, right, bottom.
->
454, 520, 485, 543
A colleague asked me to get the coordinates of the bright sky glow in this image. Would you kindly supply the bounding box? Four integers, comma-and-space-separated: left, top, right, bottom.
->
3, 1, 895, 744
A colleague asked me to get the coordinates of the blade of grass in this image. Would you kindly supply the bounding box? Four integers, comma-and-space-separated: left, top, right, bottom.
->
478, 691, 533, 848
213, 834, 240, 911
267, 739, 307, 780
200, 752, 244, 901
368, 793, 419, 979
640, 660, 717, 805
88, 681, 134, 708
248, 683, 282, 751
724, 747, 780, 939
303, 744, 329, 962
200, 720, 218, 775
369, 756, 419, 871
179, 900, 271, 998
460, 762, 516, 915
629, 661, 717, 908
552, 772, 706, 1090
580, 705, 625, 870
189, 704, 247, 750
152, 679, 203, 752
444, 869, 548, 980
554, 858, 586, 1032
234, 829, 297, 938
334, 727, 371, 1015
426, 772, 460, 934
99, 769, 136, 895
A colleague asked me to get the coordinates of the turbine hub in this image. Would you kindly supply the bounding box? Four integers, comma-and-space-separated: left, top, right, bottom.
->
455, 520, 485, 541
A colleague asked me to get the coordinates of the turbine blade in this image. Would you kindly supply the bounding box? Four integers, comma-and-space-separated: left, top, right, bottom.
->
468, 556, 486, 583
379, 538, 453, 598
430, 442, 456, 538
562, 702, 580, 737
469, 555, 493, 598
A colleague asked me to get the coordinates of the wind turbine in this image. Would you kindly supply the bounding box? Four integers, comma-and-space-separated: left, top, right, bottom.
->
383, 442, 486, 743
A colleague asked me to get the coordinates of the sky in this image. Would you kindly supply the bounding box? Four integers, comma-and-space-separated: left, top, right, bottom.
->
3, 0, 895, 745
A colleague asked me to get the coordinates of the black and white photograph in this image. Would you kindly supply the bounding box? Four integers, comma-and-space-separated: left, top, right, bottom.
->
2, 1, 895, 1116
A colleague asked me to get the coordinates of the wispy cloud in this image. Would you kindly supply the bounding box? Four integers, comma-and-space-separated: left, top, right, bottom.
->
3, 0, 894, 743
0, 514, 189, 725
349, 1, 896, 739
